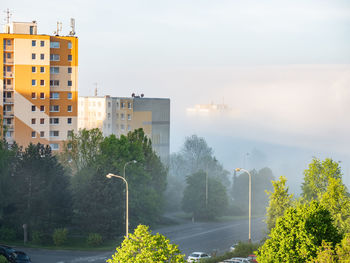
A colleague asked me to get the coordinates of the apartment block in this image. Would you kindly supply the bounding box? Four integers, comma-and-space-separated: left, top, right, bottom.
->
78, 95, 170, 163
0, 21, 78, 151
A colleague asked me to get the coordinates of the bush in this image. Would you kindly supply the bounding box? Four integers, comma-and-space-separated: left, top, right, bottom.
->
202, 242, 260, 263
87, 233, 103, 247
0, 255, 8, 263
0, 227, 16, 241
32, 230, 45, 244
53, 228, 68, 246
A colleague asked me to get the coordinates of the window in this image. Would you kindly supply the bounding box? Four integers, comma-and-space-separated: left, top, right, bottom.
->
67, 80, 72, 86
6, 119, 11, 125
50, 131, 59, 137
40, 105, 45, 112
121, 113, 125, 120
67, 92, 72, 99
121, 102, 125, 108
5, 105, 11, 111
40, 66, 45, 73
67, 118, 72, 124
68, 55, 72, 61
128, 125, 131, 131
6, 66, 11, 72
6, 53, 11, 59
108, 113, 111, 119
31, 118, 36, 124
68, 67, 72, 73
50, 118, 59, 124
50, 54, 60, 61
50, 92, 60, 99
6, 92, 11, 98
40, 118, 45, 124
40, 40, 45, 47
108, 102, 111, 107
32, 40, 36, 47
50, 80, 59, 86
31, 92, 36, 99
40, 54, 44, 60
32, 79, 36, 86
50, 42, 60, 48
127, 114, 131, 120
6, 39, 11, 46
50, 67, 59, 74
32, 53, 36, 59
32, 66, 36, 73
40, 92, 45, 99
67, 105, 72, 112
31, 131, 36, 138
50, 143, 59, 150
116, 113, 119, 119
40, 80, 45, 86
68, 42, 72, 49
121, 124, 125, 130
128, 102, 132, 109
31, 105, 36, 112
40, 131, 44, 138
67, 130, 73, 137
50, 105, 59, 112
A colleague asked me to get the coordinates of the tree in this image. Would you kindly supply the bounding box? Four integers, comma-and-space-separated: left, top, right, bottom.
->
256, 201, 342, 263
302, 158, 342, 201
232, 168, 275, 215
107, 224, 185, 263
9, 143, 72, 234
319, 177, 350, 233
265, 176, 293, 232
182, 171, 228, 220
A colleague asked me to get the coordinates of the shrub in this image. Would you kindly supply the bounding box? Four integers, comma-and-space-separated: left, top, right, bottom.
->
53, 228, 68, 246
87, 233, 103, 247
0, 255, 8, 263
32, 230, 45, 244
0, 227, 16, 241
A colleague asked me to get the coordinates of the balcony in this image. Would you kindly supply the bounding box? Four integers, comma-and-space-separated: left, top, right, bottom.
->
3, 85, 13, 91
3, 72, 14, 78
3, 98, 14, 104
3, 58, 14, 65
4, 124, 14, 131
4, 45, 13, 52
3, 111, 14, 117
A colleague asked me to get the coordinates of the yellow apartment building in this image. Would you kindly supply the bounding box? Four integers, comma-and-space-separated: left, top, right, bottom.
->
0, 21, 78, 151
78, 95, 170, 163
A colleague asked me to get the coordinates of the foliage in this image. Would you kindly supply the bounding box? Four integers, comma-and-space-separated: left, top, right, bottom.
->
319, 177, 350, 233
0, 227, 16, 241
202, 242, 260, 263
0, 255, 8, 263
71, 128, 167, 237
167, 135, 230, 212
265, 176, 293, 232
31, 230, 45, 244
309, 234, 350, 262
232, 167, 275, 215
182, 171, 228, 220
107, 224, 185, 263
302, 158, 342, 201
257, 201, 342, 263
53, 228, 68, 246
61, 128, 104, 173
87, 233, 103, 247
9, 143, 72, 234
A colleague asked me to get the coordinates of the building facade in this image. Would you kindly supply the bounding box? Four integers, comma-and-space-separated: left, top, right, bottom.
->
78, 96, 170, 162
0, 21, 78, 151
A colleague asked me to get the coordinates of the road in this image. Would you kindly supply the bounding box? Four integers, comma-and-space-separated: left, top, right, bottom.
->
17, 217, 266, 263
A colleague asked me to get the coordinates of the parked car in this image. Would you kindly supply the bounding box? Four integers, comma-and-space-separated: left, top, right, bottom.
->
247, 254, 257, 262
10, 250, 32, 263
0, 244, 16, 262
187, 252, 211, 262
224, 257, 250, 263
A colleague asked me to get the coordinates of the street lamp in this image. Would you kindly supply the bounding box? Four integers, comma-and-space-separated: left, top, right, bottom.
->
123, 160, 137, 178
235, 168, 252, 243
106, 173, 129, 238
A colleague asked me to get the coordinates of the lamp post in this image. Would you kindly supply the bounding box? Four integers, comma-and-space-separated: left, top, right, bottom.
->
235, 168, 252, 243
106, 173, 129, 238
123, 160, 137, 178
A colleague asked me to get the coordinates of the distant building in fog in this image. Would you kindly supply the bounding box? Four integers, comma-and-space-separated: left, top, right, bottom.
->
78, 95, 170, 163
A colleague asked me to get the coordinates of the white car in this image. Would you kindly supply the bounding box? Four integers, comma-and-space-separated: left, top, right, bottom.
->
230, 243, 238, 252
187, 252, 211, 262
224, 257, 250, 263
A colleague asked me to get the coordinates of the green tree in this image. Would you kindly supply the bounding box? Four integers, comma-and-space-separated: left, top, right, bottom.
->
107, 224, 185, 263
336, 233, 350, 261
182, 171, 228, 220
10, 143, 72, 234
319, 177, 350, 233
257, 201, 342, 263
232, 168, 275, 215
302, 158, 342, 201
265, 176, 293, 232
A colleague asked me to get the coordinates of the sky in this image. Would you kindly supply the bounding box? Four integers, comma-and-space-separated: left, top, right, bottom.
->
3, 0, 350, 192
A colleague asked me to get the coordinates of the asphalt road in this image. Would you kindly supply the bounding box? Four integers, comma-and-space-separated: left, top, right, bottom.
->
17, 217, 266, 263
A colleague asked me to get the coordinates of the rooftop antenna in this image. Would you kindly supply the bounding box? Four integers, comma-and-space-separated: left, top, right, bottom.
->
69, 18, 76, 36
54, 21, 62, 36
94, 83, 98, 96
4, 8, 12, 24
